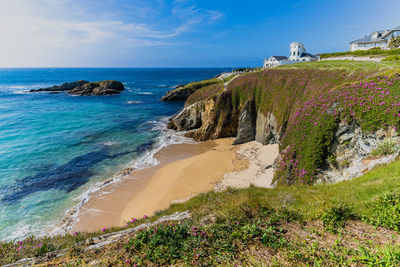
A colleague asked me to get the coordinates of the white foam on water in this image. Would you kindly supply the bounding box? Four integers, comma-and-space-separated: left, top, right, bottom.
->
126, 101, 143, 104
103, 141, 119, 147
52, 116, 194, 235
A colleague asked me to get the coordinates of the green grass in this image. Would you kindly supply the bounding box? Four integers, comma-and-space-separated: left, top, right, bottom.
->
185, 82, 224, 106
383, 55, 400, 62
4, 159, 400, 265
3, 158, 400, 265
320, 47, 400, 59
4, 61, 400, 266
162, 159, 400, 222
276, 60, 400, 73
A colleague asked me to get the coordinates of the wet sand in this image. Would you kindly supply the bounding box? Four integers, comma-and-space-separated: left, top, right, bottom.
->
71, 138, 247, 232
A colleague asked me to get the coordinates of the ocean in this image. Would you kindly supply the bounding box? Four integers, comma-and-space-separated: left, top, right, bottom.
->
0, 68, 230, 241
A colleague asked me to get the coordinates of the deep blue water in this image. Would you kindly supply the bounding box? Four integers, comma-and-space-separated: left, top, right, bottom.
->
0, 68, 230, 240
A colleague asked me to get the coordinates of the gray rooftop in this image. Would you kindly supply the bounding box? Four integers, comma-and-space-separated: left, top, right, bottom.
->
301, 52, 318, 58
351, 26, 400, 44
271, 56, 288, 60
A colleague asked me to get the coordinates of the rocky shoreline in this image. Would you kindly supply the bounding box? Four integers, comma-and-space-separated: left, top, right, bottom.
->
30, 80, 125, 96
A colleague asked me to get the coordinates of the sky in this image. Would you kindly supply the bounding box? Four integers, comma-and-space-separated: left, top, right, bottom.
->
0, 0, 399, 68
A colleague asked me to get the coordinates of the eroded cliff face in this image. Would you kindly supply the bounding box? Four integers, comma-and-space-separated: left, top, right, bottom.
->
167, 70, 400, 185
319, 121, 399, 183
168, 93, 400, 185
167, 93, 239, 141
167, 94, 286, 147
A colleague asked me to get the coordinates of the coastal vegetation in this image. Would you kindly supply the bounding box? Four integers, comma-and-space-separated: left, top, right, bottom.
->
161, 78, 220, 101
3, 61, 400, 266
3, 159, 400, 265
320, 47, 400, 59
383, 55, 400, 61
173, 61, 400, 185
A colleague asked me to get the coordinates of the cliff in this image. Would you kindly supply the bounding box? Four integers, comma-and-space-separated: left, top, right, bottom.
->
161, 78, 220, 101
168, 67, 400, 185
4, 63, 400, 266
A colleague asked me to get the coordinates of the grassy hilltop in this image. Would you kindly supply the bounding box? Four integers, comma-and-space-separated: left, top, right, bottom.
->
320, 47, 400, 60
3, 61, 400, 266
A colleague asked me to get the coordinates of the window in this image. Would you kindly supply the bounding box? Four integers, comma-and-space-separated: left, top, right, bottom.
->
297, 51, 300, 56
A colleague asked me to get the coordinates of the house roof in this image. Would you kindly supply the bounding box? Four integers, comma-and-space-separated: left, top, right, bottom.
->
351, 26, 400, 44
300, 52, 318, 58
270, 56, 288, 60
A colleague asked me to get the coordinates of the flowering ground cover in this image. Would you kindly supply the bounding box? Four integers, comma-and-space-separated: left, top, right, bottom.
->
4, 159, 400, 265
3, 63, 400, 265
223, 66, 400, 185
277, 74, 400, 184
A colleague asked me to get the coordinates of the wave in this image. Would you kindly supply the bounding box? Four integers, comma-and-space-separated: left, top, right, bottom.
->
126, 101, 143, 104
53, 117, 194, 235
138, 92, 153, 95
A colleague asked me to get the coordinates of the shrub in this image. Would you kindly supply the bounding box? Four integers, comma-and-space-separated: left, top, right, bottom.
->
389, 37, 400, 50
371, 138, 400, 156
383, 55, 400, 62
123, 210, 289, 266
366, 193, 400, 231
321, 204, 354, 233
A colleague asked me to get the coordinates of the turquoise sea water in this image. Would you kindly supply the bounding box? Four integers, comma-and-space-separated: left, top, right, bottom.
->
0, 68, 230, 241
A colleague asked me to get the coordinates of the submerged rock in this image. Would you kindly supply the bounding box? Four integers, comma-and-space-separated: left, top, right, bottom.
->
30, 80, 124, 96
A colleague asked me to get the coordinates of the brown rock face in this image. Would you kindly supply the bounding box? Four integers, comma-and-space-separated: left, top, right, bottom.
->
30, 80, 125, 96
167, 92, 238, 141
255, 112, 287, 145
233, 100, 257, 145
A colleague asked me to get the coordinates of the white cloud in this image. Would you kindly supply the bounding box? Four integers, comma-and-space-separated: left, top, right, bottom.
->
0, 0, 223, 67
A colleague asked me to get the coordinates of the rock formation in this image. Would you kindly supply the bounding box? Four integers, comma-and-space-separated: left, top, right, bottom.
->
161, 79, 219, 101
233, 101, 256, 145
30, 80, 125, 96
167, 92, 238, 141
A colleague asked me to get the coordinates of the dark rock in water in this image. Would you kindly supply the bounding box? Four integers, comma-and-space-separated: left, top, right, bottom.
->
69, 80, 125, 96
30, 80, 125, 96
30, 80, 89, 92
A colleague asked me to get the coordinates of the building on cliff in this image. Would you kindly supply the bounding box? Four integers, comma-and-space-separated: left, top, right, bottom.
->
350, 26, 400, 51
263, 42, 318, 68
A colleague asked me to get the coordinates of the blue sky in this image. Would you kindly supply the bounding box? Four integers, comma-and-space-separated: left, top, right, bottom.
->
0, 0, 399, 67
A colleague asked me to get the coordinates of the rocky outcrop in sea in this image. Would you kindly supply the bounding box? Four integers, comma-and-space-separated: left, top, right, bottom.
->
30, 80, 125, 96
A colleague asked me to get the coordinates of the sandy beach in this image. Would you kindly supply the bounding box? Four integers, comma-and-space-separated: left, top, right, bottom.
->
69, 138, 278, 233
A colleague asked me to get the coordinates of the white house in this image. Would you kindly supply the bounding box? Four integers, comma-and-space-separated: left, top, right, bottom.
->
263, 56, 289, 68
350, 26, 400, 51
263, 42, 318, 68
